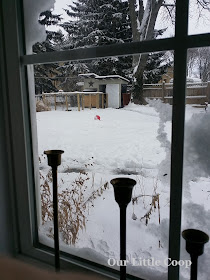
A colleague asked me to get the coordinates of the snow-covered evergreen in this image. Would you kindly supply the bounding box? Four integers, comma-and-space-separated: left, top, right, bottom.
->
33, 2, 171, 92
144, 52, 171, 84
62, 0, 132, 47
60, 0, 133, 78
33, 11, 64, 94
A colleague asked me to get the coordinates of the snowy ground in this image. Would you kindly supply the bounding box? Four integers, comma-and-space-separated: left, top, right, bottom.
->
37, 102, 210, 280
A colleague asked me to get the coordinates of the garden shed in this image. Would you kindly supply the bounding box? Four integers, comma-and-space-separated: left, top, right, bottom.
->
78, 73, 130, 108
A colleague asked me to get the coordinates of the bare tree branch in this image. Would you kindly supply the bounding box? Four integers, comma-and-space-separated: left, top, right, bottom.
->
128, 0, 140, 41
138, 0, 144, 26
196, 0, 210, 11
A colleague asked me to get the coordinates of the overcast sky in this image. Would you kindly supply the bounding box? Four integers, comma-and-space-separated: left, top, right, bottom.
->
52, 0, 210, 36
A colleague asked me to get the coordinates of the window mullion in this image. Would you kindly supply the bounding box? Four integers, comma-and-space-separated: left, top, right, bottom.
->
168, 1, 189, 280
21, 37, 176, 65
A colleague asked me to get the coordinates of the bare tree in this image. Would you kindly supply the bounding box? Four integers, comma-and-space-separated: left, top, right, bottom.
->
187, 48, 199, 77
128, 0, 174, 103
197, 48, 210, 81
186, 47, 210, 81
195, 0, 210, 15
128, 0, 210, 103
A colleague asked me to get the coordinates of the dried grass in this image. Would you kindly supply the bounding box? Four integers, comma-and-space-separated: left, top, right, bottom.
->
36, 100, 51, 112
132, 178, 161, 226
40, 169, 109, 245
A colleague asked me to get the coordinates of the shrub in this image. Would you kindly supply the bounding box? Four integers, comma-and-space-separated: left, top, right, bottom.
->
36, 100, 51, 112
40, 169, 109, 245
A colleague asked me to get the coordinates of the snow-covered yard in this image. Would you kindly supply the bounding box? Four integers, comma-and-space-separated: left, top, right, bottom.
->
37, 102, 210, 280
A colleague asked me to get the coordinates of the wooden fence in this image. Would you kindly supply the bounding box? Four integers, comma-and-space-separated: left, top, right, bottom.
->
143, 81, 210, 105
35, 92, 108, 111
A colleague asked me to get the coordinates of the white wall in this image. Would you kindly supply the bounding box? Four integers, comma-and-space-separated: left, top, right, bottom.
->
106, 84, 120, 108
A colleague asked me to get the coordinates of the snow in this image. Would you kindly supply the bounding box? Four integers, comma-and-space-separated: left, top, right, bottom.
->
79, 73, 130, 83
23, 0, 55, 53
37, 107, 163, 173
37, 101, 210, 280
184, 111, 210, 180
186, 95, 206, 98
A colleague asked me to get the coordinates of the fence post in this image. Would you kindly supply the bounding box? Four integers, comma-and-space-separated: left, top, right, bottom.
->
206, 81, 210, 103
96, 93, 99, 109
162, 81, 166, 103
65, 94, 68, 111
77, 93, 80, 111
54, 94, 56, 110
43, 94, 46, 104
82, 94, 84, 110
89, 94, 92, 109
106, 94, 108, 108
102, 93, 104, 109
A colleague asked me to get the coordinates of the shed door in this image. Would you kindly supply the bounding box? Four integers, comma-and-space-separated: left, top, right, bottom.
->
106, 84, 120, 108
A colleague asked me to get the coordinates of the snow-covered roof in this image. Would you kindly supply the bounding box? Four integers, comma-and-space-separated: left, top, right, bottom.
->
79, 73, 129, 83
76, 81, 84, 86
79, 73, 97, 78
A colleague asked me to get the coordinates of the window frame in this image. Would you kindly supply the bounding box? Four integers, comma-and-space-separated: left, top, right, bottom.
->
1, 0, 210, 280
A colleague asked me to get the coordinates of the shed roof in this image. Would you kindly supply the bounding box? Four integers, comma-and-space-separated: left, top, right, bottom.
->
79, 73, 129, 83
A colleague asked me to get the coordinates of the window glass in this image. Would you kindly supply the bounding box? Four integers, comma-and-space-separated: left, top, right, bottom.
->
180, 47, 210, 280
188, 0, 210, 35
35, 52, 174, 279
24, 1, 175, 55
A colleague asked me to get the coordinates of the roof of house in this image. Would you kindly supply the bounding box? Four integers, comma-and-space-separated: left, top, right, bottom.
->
79, 73, 129, 83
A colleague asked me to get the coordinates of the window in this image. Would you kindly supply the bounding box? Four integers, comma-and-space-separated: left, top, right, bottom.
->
36, 55, 174, 280
1, 1, 210, 280
188, 0, 210, 35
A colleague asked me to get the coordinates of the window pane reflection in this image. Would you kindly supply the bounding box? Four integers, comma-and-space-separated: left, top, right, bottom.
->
180, 47, 210, 280
34, 53, 174, 279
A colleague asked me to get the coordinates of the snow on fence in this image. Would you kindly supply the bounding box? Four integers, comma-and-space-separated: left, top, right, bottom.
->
35, 92, 108, 111
143, 81, 210, 105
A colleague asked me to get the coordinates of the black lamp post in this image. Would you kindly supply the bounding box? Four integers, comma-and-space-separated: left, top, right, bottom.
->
44, 150, 64, 272
182, 229, 209, 280
110, 178, 136, 280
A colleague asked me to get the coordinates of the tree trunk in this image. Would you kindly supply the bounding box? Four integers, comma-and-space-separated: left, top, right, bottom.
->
129, 0, 164, 103
128, 0, 141, 68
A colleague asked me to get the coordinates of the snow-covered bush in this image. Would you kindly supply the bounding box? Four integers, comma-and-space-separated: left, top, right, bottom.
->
36, 100, 51, 112
184, 111, 210, 181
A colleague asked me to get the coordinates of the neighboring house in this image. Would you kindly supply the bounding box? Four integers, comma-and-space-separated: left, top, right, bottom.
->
159, 66, 174, 84
79, 73, 130, 108
159, 66, 202, 84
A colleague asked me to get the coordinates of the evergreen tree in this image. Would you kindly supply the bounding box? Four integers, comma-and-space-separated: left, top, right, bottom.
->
60, 0, 133, 78
143, 52, 171, 84
57, 62, 89, 92
33, 11, 64, 94
33, 5, 170, 94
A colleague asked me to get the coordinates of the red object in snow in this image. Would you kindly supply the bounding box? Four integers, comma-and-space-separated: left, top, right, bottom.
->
94, 115, 101, 120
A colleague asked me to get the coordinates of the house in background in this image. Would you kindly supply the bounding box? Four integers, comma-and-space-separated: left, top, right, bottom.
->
159, 66, 174, 83
79, 73, 130, 108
